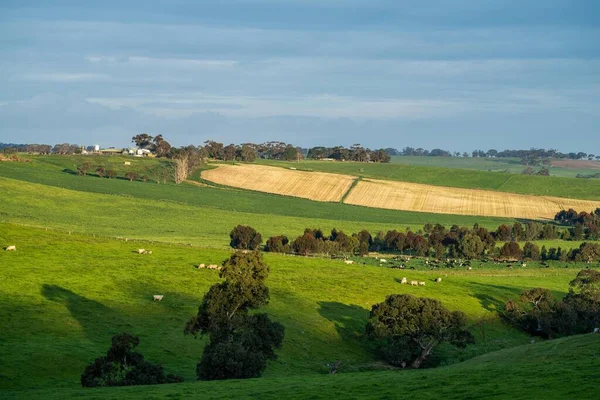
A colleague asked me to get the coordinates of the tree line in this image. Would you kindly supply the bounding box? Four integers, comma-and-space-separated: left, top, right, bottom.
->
3, 139, 599, 164
230, 213, 600, 261
306, 144, 391, 162
392, 146, 598, 161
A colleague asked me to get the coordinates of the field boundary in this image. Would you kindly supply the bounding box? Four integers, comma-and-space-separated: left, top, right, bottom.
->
340, 176, 362, 203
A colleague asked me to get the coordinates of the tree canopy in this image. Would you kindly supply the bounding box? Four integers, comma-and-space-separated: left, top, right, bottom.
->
366, 294, 474, 368
185, 251, 284, 380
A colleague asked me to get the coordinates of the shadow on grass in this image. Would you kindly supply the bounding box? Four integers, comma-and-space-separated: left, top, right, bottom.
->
317, 301, 369, 342
467, 282, 523, 313
42, 284, 119, 341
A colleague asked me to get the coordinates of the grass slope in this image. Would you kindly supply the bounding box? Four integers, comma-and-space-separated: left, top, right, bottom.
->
6, 334, 599, 399
257, 159, 600, 201
0, 172, 521, 250
0, 224, 589, 393
390, 155, 600, 178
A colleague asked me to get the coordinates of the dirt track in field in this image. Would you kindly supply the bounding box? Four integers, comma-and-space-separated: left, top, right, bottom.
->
201, 164, 356, 202
202, 164, 600, 219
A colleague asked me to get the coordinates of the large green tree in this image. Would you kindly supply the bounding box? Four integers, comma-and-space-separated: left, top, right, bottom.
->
132, 133, 153, 149
185, 252, 284, 380
366, 294, 474, 368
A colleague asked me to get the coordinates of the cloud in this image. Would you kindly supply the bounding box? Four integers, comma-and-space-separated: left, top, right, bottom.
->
18, 72, 111, 82
85, 55, 238, 68
86, 93, 464, 119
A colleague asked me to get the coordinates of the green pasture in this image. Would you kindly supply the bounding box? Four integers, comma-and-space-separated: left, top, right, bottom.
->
0, 175, 522, 250
6, 334, 599, 399
0, 224, 593, 395
389, 155, 600, 178
0, 155, 599, 399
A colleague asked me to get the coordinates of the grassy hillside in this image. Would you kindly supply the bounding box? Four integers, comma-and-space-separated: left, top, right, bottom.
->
6, 334, 599, 399
0, 225, 586, 387
0, 158, 528, 249
0, 224, 597, 398
0, 155, 598, 399
257, 159, 600, 201
389, 155, 600, 178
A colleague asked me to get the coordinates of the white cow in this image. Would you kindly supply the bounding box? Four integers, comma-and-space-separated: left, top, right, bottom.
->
344, 260, 354, 265
435, 278, 442, 283
400, 277, 408, 284
380, 259, 387, 263
418, 281, 426, 286
138, 249, 146, 254
153, 295, 164, 301
410, 280, 418, 286
5, 245, 16, 251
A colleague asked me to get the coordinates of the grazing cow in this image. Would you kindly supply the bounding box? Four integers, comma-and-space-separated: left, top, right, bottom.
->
197, 263, 206, 269
410, 280, 418, 286
138, 249, 146, 254
467, 267, 472, 271
380, 259, 387, 263
5, 245, 16, 251
418, 281, 426, 286
521, 263, 527, 267
124, 161, 131, 166
153, 295, 164, 301
435, 278, 442, 283
344, 260, 354, 265
401, 277, 407, 284
207, 264, 220, 270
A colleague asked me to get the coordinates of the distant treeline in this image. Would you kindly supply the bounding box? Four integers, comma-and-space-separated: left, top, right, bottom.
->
385, 147, 599, 162
2, 139, 598, 163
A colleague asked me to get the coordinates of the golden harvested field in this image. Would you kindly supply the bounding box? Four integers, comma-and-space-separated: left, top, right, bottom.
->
344, 178, 600, 219
201, 164, 356, 202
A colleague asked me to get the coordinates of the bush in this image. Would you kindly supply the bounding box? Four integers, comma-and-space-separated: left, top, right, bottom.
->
81, 333, 183, 387
124, 171, 140, 181
229, 225, 262, 250
498, 242, 522, 259
265, 235, 289, 253
523, 242, 540, 260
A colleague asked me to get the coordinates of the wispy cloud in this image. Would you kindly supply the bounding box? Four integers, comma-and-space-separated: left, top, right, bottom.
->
19, 72, 111, 82
85, 55, 238, 68
87, 93, 463, 119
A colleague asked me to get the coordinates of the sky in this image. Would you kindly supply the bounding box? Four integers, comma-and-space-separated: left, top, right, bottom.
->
1, 0, 599, 153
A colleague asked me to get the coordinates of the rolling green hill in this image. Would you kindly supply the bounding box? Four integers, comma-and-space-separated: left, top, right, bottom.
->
389, 155, 600, 178
0, 155, 598, 399
6, 333, 599, 399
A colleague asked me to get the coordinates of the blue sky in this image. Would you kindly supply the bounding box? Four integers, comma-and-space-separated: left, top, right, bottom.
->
1, 0, 599, 153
